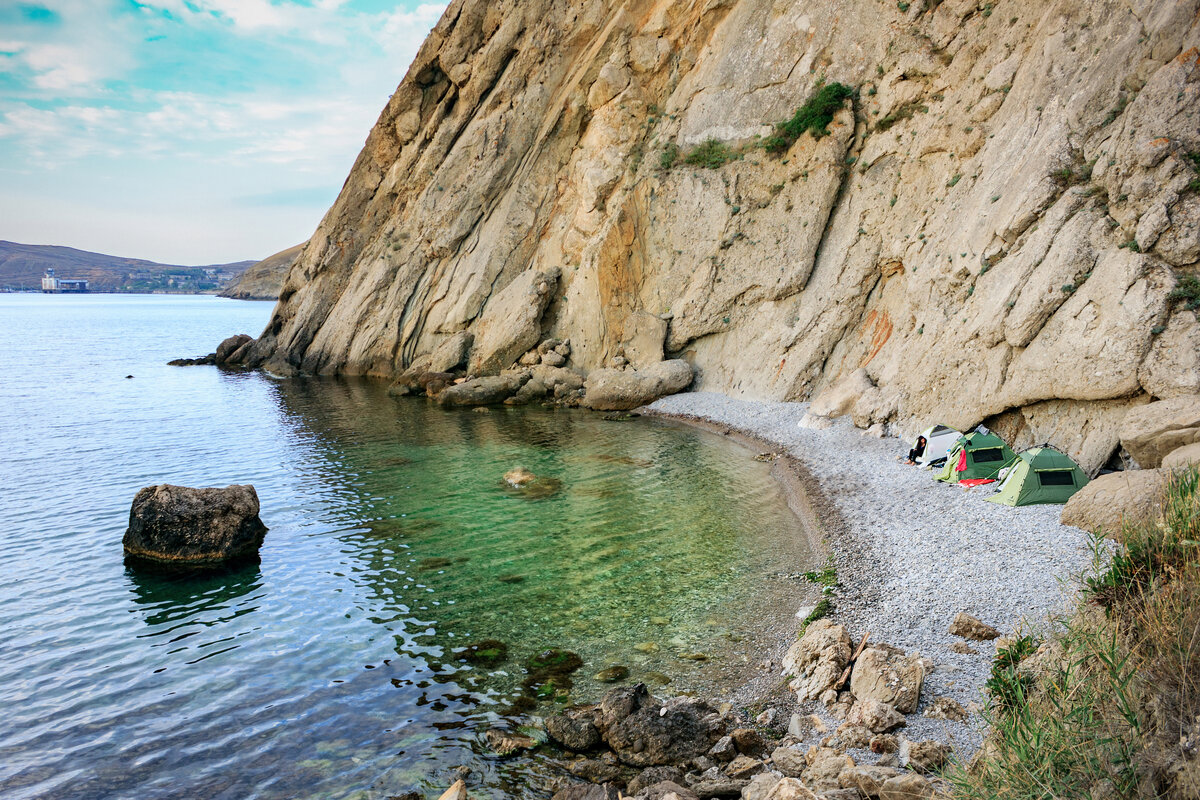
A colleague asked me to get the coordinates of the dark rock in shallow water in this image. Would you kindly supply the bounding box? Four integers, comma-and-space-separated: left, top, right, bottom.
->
550, 784, 620, 800
215, 334, 253, 365
458, 639, 508, 667
546, 709, 601, 751
594, 665, 630, 683
597, 684, 720, 767
123, 484, 267, 570
168, 355, 215, 366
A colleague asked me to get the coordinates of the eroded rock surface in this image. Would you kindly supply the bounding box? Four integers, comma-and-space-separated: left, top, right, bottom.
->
227, 0, 1200, 466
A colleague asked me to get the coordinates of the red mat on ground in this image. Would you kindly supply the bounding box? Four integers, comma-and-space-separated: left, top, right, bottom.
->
959, 478, 996, 487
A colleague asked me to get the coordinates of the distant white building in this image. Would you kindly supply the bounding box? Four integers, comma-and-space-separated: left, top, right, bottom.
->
41, 269, 88, 293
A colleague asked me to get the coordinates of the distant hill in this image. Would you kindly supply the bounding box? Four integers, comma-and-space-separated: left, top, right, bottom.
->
219, 242, 305, 300
0, 240, 258, 293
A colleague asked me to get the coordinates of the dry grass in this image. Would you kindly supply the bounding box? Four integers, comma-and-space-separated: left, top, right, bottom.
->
951, 467, 1200, 799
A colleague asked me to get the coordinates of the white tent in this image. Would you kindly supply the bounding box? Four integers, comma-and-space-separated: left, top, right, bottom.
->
913, 424, 962, 466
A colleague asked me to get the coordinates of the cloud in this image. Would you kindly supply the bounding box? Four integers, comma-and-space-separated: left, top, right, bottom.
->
0, 0, 450, 262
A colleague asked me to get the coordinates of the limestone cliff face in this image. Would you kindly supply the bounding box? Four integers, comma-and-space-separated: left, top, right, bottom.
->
243, 0, 1200, 472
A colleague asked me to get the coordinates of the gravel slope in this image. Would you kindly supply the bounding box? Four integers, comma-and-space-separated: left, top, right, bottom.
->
646, 392, 1098, 758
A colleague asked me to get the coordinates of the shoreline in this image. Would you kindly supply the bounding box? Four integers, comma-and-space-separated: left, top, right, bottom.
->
642, 391, 1099, 761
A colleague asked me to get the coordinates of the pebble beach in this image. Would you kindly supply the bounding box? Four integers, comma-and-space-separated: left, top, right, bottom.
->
647, 392, 1100, 759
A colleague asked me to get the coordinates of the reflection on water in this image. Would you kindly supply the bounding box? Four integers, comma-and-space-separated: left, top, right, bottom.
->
0, 294, 815, 800
127, 564, 264, 628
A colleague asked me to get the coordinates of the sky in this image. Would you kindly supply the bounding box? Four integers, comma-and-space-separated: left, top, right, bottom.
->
0, 0, 448, 264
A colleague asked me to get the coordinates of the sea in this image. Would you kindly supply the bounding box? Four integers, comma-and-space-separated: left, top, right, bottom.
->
0, 293, 814, 800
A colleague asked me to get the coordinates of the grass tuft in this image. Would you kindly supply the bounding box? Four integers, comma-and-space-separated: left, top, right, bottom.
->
950, 468, 1200, 799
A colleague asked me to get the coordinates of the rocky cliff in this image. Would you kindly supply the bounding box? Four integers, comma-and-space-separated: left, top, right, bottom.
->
219, 243, 304, 300
238, 0, 1200, 473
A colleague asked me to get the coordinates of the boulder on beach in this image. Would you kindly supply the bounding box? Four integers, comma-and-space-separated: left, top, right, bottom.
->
123, 484, 267, 569
581, 360, 694, 411
438, 374, 525, 406
1119, 396, 1200, 468
1061, 468, 1171, 536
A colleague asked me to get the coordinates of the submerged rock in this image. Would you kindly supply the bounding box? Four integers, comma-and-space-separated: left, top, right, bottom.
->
122, 484, 267, 569
458, 639, 508, 667
504, 467, 537, 488
594, 665, 630, 682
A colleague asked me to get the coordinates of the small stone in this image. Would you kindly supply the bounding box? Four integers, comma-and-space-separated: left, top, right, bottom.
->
770, 745, 806, 778
542, 351, 567, 367
438, 779, 469, 800
878, 772, 933, 799
741, 773, 782, 800
724, 755, 765, 779
845, 699, 906, 733
756, 708, 778, 726
869, 734, 899, 754
709, 735, 736, 762
484, 728, 536, 755
834, 723, 872, 749
627, 769, 686, 796
690, 777, 748, 798
901, 740, 950, 773
924, 697, 968, 722
730, 728, 766, 756
838, 765, 901, 797
787, 713, 813, 738
948, 612, 1001, 641
762, 777, 817, 799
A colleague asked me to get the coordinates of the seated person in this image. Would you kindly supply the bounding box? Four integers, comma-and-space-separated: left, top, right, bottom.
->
905, 435, 927, 465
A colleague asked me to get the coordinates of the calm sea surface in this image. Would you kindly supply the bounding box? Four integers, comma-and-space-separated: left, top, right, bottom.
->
0, 293, 814, 800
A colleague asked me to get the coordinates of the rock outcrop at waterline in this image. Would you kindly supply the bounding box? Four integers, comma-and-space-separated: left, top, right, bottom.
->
228, 0, 1200, 472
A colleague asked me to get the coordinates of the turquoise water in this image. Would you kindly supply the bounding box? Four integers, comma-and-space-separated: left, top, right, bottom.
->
0, 294, 814, 799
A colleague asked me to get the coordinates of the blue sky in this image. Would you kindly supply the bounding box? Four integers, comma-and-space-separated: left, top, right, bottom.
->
0, 0, 447, 264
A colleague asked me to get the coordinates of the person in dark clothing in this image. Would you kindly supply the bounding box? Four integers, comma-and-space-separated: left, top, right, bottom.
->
906, 435, 927, 465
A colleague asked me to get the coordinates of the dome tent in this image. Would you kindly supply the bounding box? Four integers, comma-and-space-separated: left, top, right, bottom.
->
911, 424, 962, 466
934, 431, 1016, 483
985, 446, 1089, 506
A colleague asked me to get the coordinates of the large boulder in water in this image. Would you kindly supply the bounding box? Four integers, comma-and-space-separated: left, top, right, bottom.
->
123, 484, 268, 569
581, 360, 694, 411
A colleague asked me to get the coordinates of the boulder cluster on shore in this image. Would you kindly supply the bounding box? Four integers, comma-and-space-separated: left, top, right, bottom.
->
426, 613, 1006, 800
173, 330, 695, 412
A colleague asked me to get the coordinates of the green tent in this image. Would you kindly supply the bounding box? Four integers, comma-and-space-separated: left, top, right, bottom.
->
985, 446, 1089, 506
934, 432, 1016, 483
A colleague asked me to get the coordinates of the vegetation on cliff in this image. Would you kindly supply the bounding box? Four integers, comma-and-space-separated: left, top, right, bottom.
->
954, 468, 1200, 799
